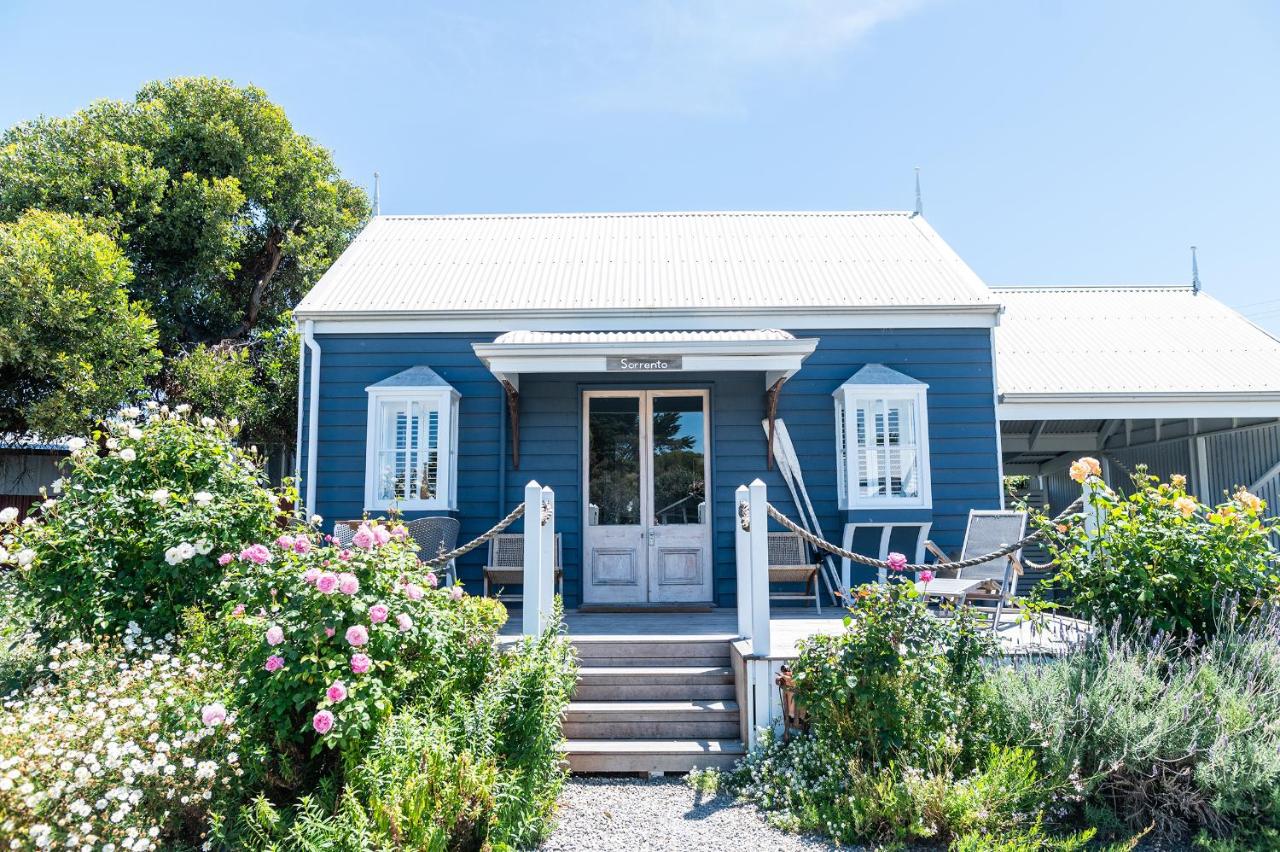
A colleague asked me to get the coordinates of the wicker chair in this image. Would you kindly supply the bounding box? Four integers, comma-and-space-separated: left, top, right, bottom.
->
768, 532, 821, 611
482, 533, 564, 604
405, 517, 460, 585
330, 522, 356, 547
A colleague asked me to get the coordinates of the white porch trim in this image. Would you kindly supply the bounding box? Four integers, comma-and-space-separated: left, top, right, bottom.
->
472, 330, 819, 391
999, 393, 1280, 421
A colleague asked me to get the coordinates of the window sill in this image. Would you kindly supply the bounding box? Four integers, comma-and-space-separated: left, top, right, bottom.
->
364, 501, 456, 513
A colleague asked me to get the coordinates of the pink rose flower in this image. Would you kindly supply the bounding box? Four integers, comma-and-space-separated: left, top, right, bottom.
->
293, 535, 312, 554
265, 625, 285, 646
232, 603, 246, 617
886, 552, 908, 573
390, 524, 408, 540
338, 572, 360, 596
350, 653, 372, 674
403, 583, 424, 601
369, 604, 389, 624
449, 585, 464, 601
312, 709, 335, 734
339, 549, 353, 561
352, 524, 375, 549
425, 571, 439, 589
918, 570, 935, 584
315, 571, 338, 594
345, 625, 369, 646
218, 552, 234, 566
275, 534, 296, 550
326, 680, 348, 703
373, 525, 391, 546
396, 613, 413, 632
325, 626, 336, 638
201, 703, 227, 726
264, 655, 284, 672
302, 568, 321, 585
240, 543, 272, 565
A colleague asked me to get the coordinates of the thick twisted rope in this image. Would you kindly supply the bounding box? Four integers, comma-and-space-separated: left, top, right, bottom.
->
420, 501, 527, 567
759, 496, 1084, 573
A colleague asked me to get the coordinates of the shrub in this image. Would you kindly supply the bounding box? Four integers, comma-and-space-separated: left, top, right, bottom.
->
8, 405, 280, 640
0, 626, 261, 851
790, 581, 997, 768
220, 520, 506, 759
992, 605, 1280, 842
1033, 464, 1280, 636
217, 611, 577, 851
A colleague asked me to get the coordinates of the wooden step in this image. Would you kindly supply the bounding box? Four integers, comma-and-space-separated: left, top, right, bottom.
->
574, 666, 735, 701
570, 638, 732, 668
563, 699, 739, 739
562, 738, 746, 773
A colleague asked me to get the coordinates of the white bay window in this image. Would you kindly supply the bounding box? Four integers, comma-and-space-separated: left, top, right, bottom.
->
364, 367, 460, 511
834, 365, 932, 510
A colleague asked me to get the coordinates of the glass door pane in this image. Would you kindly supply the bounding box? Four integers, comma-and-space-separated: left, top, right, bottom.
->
587, 396, 641, 526
651, 394, 706, 525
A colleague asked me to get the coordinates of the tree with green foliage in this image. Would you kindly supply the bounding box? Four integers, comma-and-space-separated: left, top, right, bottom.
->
0, 210, 160, 436
0, 77, 368, 442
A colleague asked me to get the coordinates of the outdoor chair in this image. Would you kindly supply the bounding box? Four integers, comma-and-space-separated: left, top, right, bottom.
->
924, 509, 1027, 627
330, 522, 356, 547
482, 532, 564, 604
405, 516, 460, 586
768, 531, 821, 611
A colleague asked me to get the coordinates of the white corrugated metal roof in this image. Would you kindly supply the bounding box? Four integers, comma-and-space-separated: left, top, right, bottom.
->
995, 286, 1280, 399
492, 329, 795, 344
295, 211, 996, 318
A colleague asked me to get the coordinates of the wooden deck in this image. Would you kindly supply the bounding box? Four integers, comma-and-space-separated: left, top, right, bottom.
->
499, 607, 1089, 658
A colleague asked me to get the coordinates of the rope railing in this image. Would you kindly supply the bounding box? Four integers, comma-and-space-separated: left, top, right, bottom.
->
758, 496, 1084, 574
420, 501, 527, 568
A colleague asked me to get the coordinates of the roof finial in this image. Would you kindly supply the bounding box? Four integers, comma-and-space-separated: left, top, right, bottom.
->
913, 167, 923, 217
1191, 245, 1200, 294
372, 171, 381, 218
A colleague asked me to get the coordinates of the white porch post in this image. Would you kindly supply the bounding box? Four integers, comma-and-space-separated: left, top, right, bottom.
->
1082, 478, 1102, 539
539, 484, 556, 624
748, 479, 771, 653
522, 480, 547, 637
734, 484, 753, 639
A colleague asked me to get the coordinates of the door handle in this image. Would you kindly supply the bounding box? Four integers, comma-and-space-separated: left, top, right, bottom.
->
647, 528, 656, 546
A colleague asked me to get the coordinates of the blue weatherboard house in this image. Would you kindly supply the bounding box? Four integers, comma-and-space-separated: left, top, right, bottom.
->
292, 211, 1005, 609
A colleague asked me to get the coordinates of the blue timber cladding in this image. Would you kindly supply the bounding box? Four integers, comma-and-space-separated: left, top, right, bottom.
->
300, 328, 1002, 609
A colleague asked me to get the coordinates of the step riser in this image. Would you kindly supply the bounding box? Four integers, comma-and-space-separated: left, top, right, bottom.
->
573, 642, 730, 661
567, 751, 741, 773
563, 721, 741, 739
573, 684, 736, 701
574, 655, 729, 668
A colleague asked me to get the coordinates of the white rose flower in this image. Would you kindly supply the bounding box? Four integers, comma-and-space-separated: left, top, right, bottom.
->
193, 491, 213, 508
51, 478, 64, 494
194, 539, 212, 555
176, 542, 195, 561
105, 437, 119, 450
145, 401, 158, 410
151, 489, 170, 505
121, 406, 141, 419
201, 417, 215, 428
16, 549, 35, 567
0, 546, 8, 563
175, 403, 191, 414
128, 427, 143, 440
22, 516, 35, 527
67, 437, 87, 452
164, 548, 181, 566
0, 507, 18, 525
119, 448, 137, 462
309, 513, 323, 526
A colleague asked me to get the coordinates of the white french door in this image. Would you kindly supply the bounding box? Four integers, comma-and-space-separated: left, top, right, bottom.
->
582, 390, 712, 605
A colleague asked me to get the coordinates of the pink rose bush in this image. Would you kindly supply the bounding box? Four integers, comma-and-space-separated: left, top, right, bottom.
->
225, 517, 502, 750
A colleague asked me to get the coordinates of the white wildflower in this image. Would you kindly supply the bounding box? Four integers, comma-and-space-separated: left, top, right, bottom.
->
193, 491, 213, 508
119, 448, 137, 462
150, 489, 169, 506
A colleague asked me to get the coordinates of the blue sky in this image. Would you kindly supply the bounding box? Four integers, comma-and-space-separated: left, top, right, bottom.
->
2, 1, 1278, 330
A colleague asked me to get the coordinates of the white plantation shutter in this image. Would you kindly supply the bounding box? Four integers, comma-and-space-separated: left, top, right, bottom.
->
834, 366, 932, 510
365, 369, 459, 511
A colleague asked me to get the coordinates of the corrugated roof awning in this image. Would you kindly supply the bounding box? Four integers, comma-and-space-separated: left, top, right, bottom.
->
472, 329, 818, 391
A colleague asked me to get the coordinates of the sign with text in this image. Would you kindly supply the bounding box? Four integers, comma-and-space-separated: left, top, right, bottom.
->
606, 356, 683, 372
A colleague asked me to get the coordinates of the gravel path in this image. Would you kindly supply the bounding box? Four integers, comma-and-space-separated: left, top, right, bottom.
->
539, 776, 839, 851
